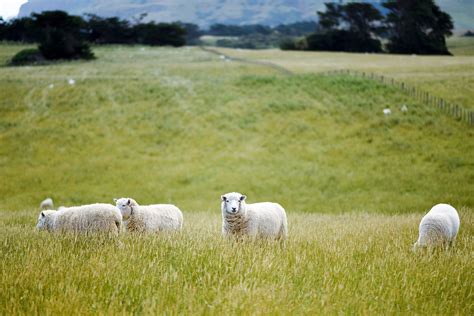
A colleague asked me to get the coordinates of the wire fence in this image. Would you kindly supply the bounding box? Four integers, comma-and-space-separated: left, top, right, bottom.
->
323, 69, 474, 126
201, 46, 473, 126
199, 46, 294, 76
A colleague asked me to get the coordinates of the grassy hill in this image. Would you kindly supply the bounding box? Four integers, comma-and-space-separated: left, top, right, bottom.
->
0, 45, 473, 212
217, 43, 474, 111
0, 45, 472, 314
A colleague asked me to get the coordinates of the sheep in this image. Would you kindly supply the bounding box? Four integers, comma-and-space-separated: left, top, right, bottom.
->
383, 108, 392, 115
221, 192, 288, 240
401, 104, 408, 112
39, 198, 54, 210
414, 203, 460, 250
36, 203, 122, 235
114, 198, 183, 233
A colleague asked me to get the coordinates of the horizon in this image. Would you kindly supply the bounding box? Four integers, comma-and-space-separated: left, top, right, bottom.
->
1, 1, 472, 31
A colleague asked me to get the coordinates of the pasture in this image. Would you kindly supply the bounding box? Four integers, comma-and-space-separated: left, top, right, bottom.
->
0, 44, 473, 314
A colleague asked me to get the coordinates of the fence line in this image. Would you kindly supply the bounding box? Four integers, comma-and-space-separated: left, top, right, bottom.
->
200, 46, 472, 126
322, 69, 474, 126
199, 46, 294, 76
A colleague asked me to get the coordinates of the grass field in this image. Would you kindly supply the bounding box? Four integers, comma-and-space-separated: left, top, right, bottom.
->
0, 44, 473, 314
217, 39, 474, 110
1, 210, 473, 314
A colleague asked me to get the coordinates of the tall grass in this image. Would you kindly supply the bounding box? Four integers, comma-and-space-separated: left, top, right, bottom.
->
1, 210, 472, 314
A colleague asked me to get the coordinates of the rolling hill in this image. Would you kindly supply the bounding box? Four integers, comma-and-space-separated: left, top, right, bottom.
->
0, 45, 473, 212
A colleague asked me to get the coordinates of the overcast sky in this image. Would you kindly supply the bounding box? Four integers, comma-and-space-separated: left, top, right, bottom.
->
0, 0, 28, 19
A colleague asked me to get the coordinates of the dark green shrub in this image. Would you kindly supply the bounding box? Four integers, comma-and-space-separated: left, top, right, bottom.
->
34, 11, 95, 60
10, 48, 44, 66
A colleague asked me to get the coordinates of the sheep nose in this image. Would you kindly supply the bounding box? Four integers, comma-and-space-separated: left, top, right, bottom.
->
232, 207, 237, 212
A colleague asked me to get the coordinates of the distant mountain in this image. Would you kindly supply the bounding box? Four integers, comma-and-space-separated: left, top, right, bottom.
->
17, 0, 474, 30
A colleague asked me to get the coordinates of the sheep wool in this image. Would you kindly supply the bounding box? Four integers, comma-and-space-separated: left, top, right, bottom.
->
36, 203, 122, 235
40, 198, 54, 210
114, 198, 183, 233
414, 203, 460, 249
221, 192, 288, 239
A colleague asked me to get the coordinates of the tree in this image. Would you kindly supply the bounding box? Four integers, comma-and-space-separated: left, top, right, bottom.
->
383, 0, 453, 55
33, 11, 94, 60
1, 17, 38, 42
178, 23, 201, 45
306, 2, 384, 52
133, 22, 186, 46
84, 14, 134, 44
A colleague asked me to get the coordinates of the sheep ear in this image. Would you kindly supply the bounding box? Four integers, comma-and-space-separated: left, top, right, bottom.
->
221, 195, 226, 202
113, 198, 118, 203
127, 199, 131, 205
41, 211, 45, 217
240, 195, 247, 201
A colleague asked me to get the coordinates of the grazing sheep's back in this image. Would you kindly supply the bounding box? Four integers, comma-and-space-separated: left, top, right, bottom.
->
53, 203, 122, 235
126, 204, 183, 233
416, 203, 460, 248
247, 202, 288, 239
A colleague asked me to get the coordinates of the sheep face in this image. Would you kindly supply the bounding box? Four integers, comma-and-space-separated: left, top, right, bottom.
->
114, 198, 134, 220
221, 192, 247, 215
36, 210, 55, 231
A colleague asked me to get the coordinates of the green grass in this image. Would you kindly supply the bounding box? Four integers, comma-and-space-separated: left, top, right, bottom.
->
447, 36, 474, 56
217, 46, 474, 110
1, 210, 473, 314
0, 45, 473, 212
0, 44, 473, 314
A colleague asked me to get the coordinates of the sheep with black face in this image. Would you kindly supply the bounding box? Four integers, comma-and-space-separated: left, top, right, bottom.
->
221, 192, 288, 239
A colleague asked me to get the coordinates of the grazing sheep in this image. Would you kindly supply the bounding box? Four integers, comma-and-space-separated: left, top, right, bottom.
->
414, 203, 460, 250
401, 104, 408, 112
36, 203, 122, 235
114, 198, 183, 233
221, 192, 288, 240
39, 198, 54, 210
383, 108, 392, 115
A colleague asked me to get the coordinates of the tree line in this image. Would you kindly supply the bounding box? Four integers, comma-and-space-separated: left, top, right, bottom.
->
0, 0, 456, 63
0, 10, 320, 62
282, 0, 454, 55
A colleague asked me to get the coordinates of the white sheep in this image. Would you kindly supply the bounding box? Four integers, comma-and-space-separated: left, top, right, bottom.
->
414, 203, 460, 250
401, 104, 408, 112
114, 198, 183, 233
39, 198, 54, 210
383, 108, 392, 115
36, 203, 122, 235
221, 192, 288, 240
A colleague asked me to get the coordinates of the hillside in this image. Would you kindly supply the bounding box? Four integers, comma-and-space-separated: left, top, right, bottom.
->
0, 45, 473, 212
17, 0, 474, 30
217, 45, 474, 110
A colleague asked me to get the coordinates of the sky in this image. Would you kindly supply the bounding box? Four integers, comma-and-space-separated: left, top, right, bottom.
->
0, 0, 28, 20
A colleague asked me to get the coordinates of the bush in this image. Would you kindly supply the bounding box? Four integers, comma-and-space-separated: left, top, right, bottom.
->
34, 11, 95, 60
10, 48, 44, 66
280, 37, 307, 50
